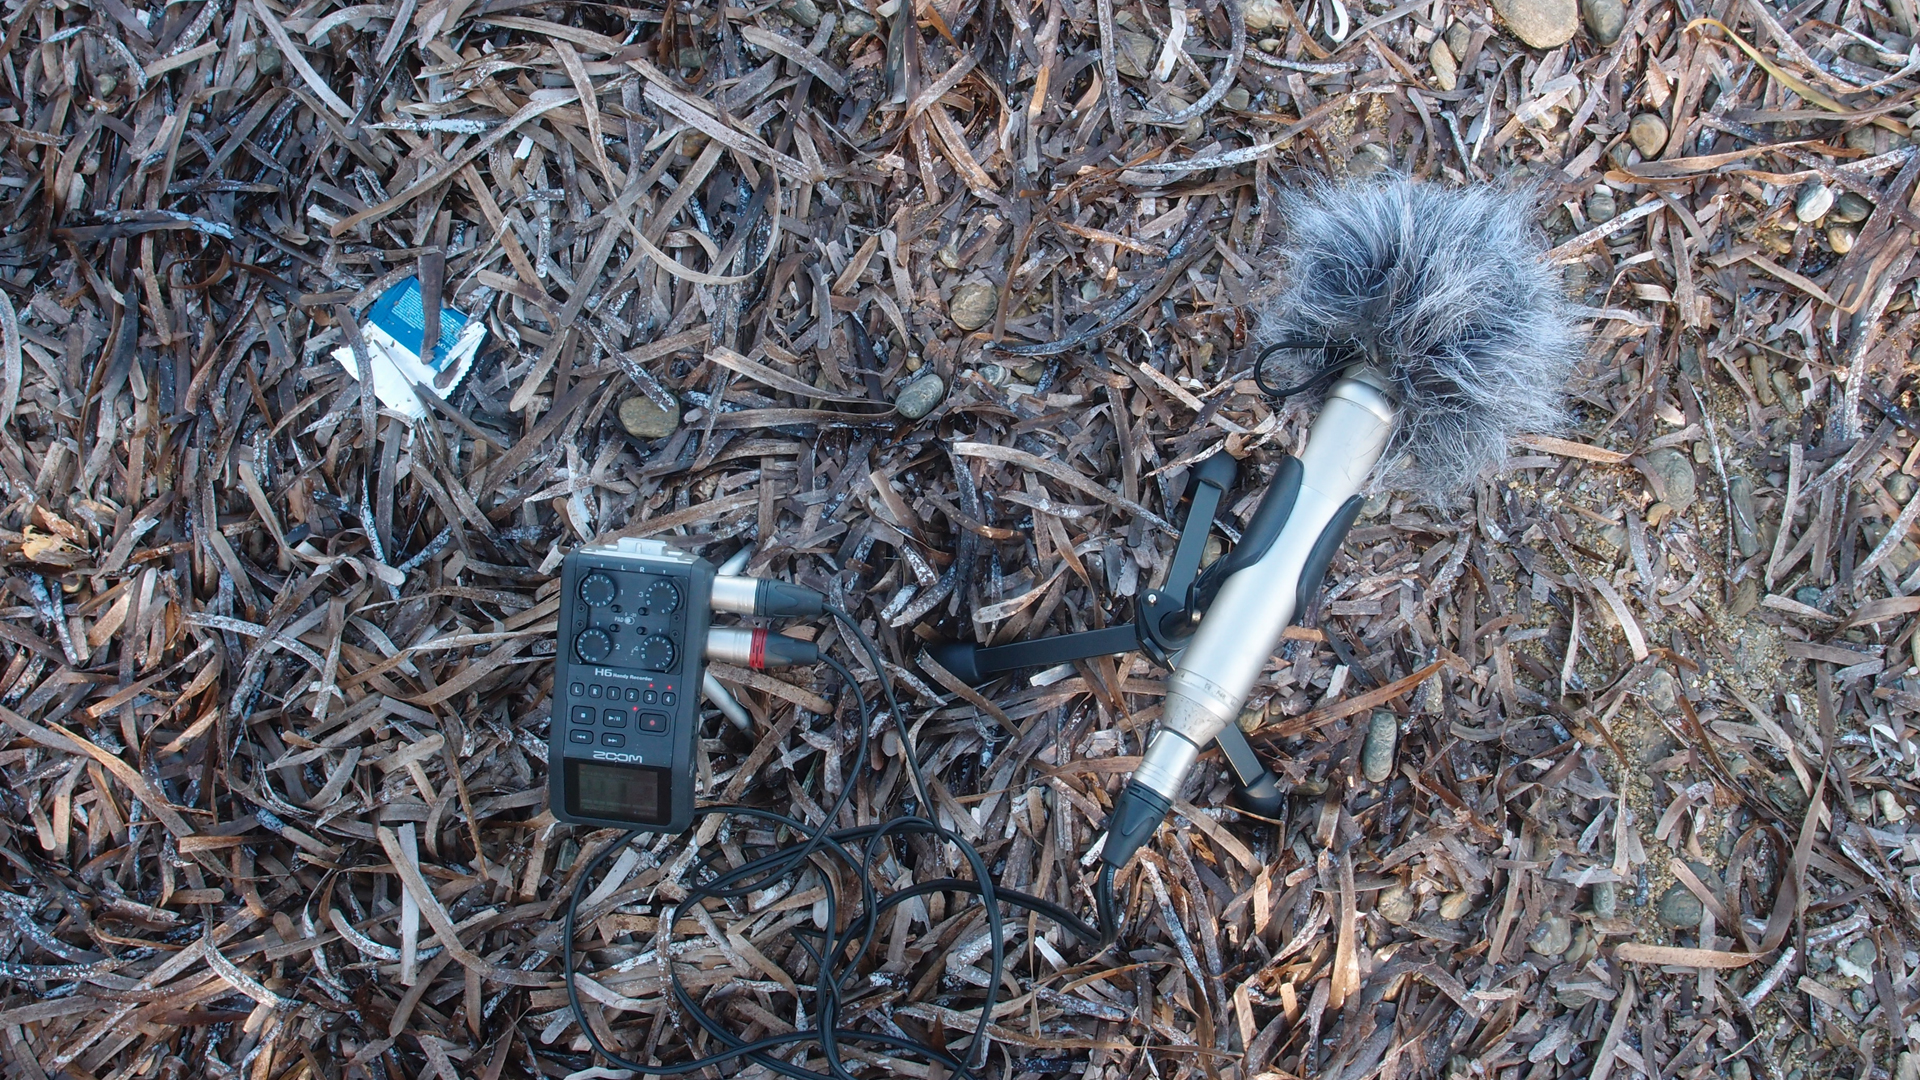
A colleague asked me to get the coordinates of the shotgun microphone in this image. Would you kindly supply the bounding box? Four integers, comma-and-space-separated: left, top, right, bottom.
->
1101, 178, 1582, 871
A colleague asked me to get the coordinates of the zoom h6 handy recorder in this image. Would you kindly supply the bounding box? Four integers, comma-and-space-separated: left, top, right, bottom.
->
550, 539, 714, 832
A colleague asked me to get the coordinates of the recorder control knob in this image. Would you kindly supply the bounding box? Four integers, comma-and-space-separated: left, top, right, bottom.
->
635, 634, 677, 672
574, 628, 613, 664
642, 579, 682, 613
579, 572, 617, 607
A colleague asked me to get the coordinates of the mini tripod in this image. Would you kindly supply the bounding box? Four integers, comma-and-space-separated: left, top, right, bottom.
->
930, 452, 1340, 818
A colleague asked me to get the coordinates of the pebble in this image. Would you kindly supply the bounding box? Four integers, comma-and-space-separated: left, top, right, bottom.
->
1729, 476, 1762, 557
780, 0, 821, 27
1731, 577, 1759, 616
1258, 37, 1283, 52
1829, 224, 1858, 254
1848, 936, 1880, 969
1446, 22, 1472, 57
1640, 447, 1698, 512
1528, 915, 1572, 958
1429, 40, 1459, 92
1796, 182, 1835, 223
1586, 186, 1618, 224
1639, 669, 1679, 713
618, 395, 681, 439
1748, 353, 1777, 407
1847, 126, 1879, 153
1853, 988, 1873, 1013
1581, 0, 1625, 45
256, 46, 283, 77
1115, 29, 1157, 79
1795, 585, 1823, 608
95, 74, 120, 98
1349, 143, 1391, 178
1361, 710, 1398, 783
1879, 789, 1908, 823
975, 363, 1010, 387
1731, 1061, 1751, 1080
1377, 883, 1416, 925
1224, 86, 1251, 111
1891, 473, 1917, 503
1439, 890, 1474, 920
893, 374, 945, 420
1245, 0, 1288, 29
842, 9, 878, 35
1774, 370, 1802, 414
1834, 192, 1874, 223
1628, 113, 1668, 158
948, 282, 998, 330
1656, 883, 1703, 929
1898, 1052, 1918, 1080
1564, 923, 1595, 966
1492, 0, 1579, 48
1591, 881, 1618, 918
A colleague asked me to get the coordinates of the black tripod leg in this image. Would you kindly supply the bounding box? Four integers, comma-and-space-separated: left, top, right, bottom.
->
1214, 724, 1285, 818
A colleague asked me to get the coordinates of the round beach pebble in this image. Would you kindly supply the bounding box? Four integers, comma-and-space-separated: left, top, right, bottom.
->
1582, 0, 1625, 45
893, 374, 945, 420
1833, 191, 1874, 223
1656, 882, 1703, 929
1628, 113, 1668, 158
1491, 0, 1579, 49
1796, 182, 1835, 223
948, 282, 998, 331
1377, 883, 1416, 925
618, 395, 681, 439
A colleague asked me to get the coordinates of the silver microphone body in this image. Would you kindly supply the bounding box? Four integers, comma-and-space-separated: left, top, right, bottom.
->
1132, 376, 1397, 805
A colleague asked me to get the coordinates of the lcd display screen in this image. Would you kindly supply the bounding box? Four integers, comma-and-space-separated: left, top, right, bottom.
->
565, 758, 670, 823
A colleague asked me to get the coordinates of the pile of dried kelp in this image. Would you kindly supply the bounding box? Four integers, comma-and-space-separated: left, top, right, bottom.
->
5, 0, 1920, 1075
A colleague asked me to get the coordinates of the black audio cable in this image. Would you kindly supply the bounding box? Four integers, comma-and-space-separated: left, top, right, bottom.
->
563, 595, 1120, 1080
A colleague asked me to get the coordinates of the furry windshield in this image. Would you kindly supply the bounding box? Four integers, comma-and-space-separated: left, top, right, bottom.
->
1253, 177, 1582, 504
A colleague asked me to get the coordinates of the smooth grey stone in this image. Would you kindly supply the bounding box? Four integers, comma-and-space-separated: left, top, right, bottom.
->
1528, 915, 1572, 957
1582, 0, 1624, 45
1833, 192, 1874, 224
1656, 883, 1702, 928
1796, 182, 1835, 223
1361, 710, 1397, 783
1641, 447, 1698, 512
893, 374, 945, 420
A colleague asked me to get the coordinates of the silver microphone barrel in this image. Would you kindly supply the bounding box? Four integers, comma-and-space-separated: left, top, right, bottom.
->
1101, 376, 1396, 868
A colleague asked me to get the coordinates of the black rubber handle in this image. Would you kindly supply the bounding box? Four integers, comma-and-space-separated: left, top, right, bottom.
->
1193, 455, 1303, 612
1292, 494, 1366, 625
